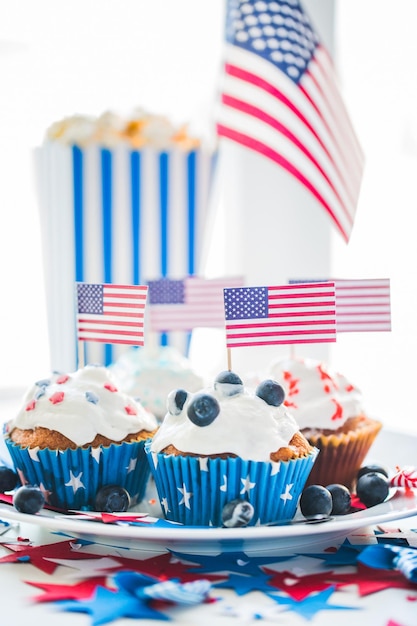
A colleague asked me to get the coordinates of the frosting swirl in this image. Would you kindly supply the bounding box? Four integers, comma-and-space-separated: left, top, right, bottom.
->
150, 375, 301, 461
269, 357, 365, 431
8, 365, 157, 447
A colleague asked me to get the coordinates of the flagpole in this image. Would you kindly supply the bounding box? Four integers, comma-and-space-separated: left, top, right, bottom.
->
77, 340, 85, 369
227, 347, 232, 371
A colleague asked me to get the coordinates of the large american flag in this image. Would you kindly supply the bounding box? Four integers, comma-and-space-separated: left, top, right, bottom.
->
148, 276, 244, 332
76, 283, 148, 345
224, 282, 336, 347
289, 278, 392, 332
216, 0, 364, 242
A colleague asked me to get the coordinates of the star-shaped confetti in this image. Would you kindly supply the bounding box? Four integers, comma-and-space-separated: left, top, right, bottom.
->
59, 585, 169, 625
112, 553, 225, 584
302, 539, 367, 566
213, 572, 274, 595
170, 550, 291, 576
262, 568, 335, 600
328, 562, 417, 596
0, 540, 99, 574
267, 586, 360, 620
44, 556, 123, 578
24, 576, 108, 602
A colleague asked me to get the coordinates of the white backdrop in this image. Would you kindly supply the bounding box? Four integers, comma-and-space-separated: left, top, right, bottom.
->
0, 1, 416, 434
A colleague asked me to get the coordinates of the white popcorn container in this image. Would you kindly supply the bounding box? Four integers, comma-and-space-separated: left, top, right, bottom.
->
34, 141, 217, 372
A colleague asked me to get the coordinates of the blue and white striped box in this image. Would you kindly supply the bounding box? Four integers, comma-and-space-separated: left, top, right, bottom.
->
35, 142, 217, 371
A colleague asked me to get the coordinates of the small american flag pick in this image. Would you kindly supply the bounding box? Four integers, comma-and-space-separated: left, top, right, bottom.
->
76, 283, 148, 345
224, 282, 336, 348
216, 0, 364, 242
147, 275, 245, 332
289, 278, 392, 332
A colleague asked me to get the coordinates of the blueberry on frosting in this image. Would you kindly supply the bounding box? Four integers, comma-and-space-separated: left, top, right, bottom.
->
214, 370, 244, 397
187, 393, 220, 427
167, 389, 188, 416
256, 379, 285, 407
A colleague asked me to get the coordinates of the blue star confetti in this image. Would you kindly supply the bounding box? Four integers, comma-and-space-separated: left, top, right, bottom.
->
170, 550, 291, 576
214, 572, 274, 596
267, 586, 360, 620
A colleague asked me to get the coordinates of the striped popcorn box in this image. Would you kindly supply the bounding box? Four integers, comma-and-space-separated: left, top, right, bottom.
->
34, 139, 217, 371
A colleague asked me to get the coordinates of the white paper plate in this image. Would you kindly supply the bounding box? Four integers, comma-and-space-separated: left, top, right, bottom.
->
0, 429, 416, 554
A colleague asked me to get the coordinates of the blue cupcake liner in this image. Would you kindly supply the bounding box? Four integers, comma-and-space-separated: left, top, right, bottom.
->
145, 442, 319, 526
5, 436, 151, 510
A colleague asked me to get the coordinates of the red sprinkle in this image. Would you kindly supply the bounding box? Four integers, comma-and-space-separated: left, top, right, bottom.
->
49, 391, 65, 404
56, 374, 69, 384
104, 382, 118, 392
25, 400, 36, 411
124, 405, 137, 416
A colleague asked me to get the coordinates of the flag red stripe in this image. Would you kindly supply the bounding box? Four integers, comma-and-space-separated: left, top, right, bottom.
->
217, 123, 349, 241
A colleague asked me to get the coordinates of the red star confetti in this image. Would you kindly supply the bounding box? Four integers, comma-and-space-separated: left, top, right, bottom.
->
24, 576, 108, 602
111, 553, 225, 584
0, 540, 100, 575
327, 563, 417, 596
262, 568, 335, 600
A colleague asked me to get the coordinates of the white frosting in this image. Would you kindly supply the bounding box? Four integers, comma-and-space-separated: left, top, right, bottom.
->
269, 357, 365, 431
110, 346, 204, 419
8, 365, 157, 447
150, 381, 301, 461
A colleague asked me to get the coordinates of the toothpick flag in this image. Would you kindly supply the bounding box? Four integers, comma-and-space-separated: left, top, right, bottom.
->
224, 282, 336, 348
289, 278, 391, 332
216, 0, 364, 242
76, 283, 148, 345
148, 276, 244, 332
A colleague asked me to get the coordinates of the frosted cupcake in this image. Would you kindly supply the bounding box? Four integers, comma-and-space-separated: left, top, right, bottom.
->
269, 357, 382, 489
146, 371, 318, 527
110, 345, 204, 421
4, 365, 158, 510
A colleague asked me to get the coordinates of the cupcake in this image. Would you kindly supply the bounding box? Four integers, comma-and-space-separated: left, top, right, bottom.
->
110, 345, 204, 421
269, 357, 382, 489
145, 371, 318, 527
4, 365, 158, 510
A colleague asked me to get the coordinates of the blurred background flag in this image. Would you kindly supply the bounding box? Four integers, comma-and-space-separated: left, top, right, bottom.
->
216, 0, 364, 242
76, 282, 148, 345
147, 275, 244, 332
289, 278, 392, 332
224, 282, 336, 348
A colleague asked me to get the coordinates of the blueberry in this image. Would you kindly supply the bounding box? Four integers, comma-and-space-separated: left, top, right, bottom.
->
326, 483, 352, 515
187, 393, 220, 427
222, 498, 254, 527
13, 485, 45, 514
356, 472, 389, 507
167, 389, 188, 415
214, 371, 243, 397
255, 379, 285, 407
357, 464, 389, 481
94, 485, 131, 512
299, 485, 333, 519
0, 466, 19, 493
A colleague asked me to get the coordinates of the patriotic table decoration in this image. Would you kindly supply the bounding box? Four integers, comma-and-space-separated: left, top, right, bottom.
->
223, 282, 336, 349
289, 278, 392, 333
216, 0, 363, 243
75, 282, 148, 365
35, 138, 216, 372
147, 275, 244, 333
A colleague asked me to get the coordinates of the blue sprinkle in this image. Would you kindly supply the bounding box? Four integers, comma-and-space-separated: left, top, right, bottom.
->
35, 388, 46, 399
35, 379, 50, 388
85, 391, 99, 404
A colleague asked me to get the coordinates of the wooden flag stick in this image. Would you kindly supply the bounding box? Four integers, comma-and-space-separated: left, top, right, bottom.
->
77, 340, 85, 369
227, 347, 232, 371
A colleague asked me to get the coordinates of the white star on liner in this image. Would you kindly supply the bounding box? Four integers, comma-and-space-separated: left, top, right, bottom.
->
220, 474, 228, 492
280, 483, 294, 503
127, 457, 137, 473
270, 461, 281, 476
240, 475, 256, 495
91, 447, 102, 463
161, 497, 170, 514
65, 470, 85, 493
28, 446, 40, 462
178, 483, 192, 509
199, 457, 209, 471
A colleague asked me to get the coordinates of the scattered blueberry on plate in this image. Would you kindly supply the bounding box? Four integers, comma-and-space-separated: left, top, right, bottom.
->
13, 485, 45, 514
0, 466, 19, 493
222, 498, 254, 527
299, 485, 333, 519
94, 485, 131, 512
356, 471, 389, 507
